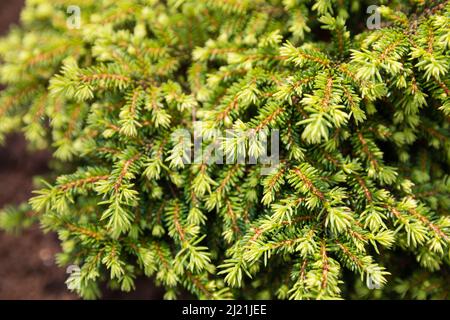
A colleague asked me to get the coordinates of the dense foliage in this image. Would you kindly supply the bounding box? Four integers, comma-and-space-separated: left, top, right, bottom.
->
0, 0, 449, 299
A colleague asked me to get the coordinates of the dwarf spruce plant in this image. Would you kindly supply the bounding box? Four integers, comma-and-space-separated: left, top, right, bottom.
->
0, 0, 449, 299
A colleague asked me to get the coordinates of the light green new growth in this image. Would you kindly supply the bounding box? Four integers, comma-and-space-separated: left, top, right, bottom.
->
0, 0, 449, 299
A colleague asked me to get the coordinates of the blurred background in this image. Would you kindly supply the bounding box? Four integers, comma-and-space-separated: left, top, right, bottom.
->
0, 0, 72, 300
0, 0, 164, 300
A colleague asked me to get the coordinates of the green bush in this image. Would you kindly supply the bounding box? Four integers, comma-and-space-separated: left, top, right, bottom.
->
0, 0, 449, 299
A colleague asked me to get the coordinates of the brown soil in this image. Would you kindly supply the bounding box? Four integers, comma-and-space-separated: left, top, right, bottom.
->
0, 135, 166, 300
0, 1, 165, 300
0, 0, 75, 300
0, 134, 76, 299
0, 0, 24, 36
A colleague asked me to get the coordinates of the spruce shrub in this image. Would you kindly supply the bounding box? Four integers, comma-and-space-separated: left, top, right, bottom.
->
0, 0, 449, 299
